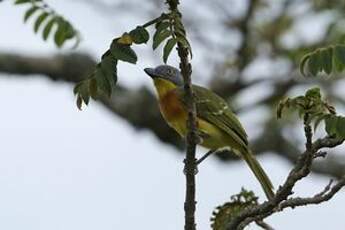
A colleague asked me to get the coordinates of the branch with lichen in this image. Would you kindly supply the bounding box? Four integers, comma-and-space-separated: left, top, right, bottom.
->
223, 89, 345, 230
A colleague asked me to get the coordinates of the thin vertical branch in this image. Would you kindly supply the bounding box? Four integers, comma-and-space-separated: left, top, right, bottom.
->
166, 1, 198, 230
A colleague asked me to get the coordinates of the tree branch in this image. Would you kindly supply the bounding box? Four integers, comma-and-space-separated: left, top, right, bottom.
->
226, 119, 345, 230
255, 220, 275, 230
166, 1, 198, 229
0, 52, 184, 148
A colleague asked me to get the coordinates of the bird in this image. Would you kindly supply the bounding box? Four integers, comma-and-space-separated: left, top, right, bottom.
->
144, 65, 274, 200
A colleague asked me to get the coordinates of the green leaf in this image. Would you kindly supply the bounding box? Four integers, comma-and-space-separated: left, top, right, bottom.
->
42, 16, 56, 40
99, 54, 117, 96
76, 95, 83, 110
101, 54, 117, 85
336, 116, 345, 138
79, 82, 90, 106
152, 29, 171, 50
20, 2, 78, 48
73, 82, 81, 95
153, 21, 171, 49
277, 98, 289, 118
110, 40, 137, 64
95, 68, 111, 97
299, 54, 310, 77
63, 21, 76, 39
333, 45, 345, 72
15, 0, 31, 4
54, 19, 67, 47
325, 115, 338, 136
163, 38, 177, 63
53, 18, 77, 47
74, 51, 118, 110
129, 26, 149, 44
320, 47, 333, 74
155, 21, 170, 33
89, 77, 98, 99
305, 87, 321, 100
88, 51, 118, 97
34, 11, 49, 33
24, 5, 39, 22
308, 50, 322, 76
74, 80, 90, 110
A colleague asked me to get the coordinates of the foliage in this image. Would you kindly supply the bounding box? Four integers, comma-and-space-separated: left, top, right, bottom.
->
300, 45, 345, 77
73, 10, 193, 109
210, 189, 258, 230
277, 87, 345, 139
13, 0, 193, 109
14, 0, 79, 48
153, 13, 192, 62
73, 50, 117, 109
73, 25, 151, 109
73, 26, 149, 109
324, 115, 345, 139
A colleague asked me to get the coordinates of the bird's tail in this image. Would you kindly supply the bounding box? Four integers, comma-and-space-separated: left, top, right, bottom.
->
241, 149, 274, 200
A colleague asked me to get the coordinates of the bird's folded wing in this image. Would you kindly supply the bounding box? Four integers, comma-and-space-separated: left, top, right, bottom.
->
177, 85, 248, 146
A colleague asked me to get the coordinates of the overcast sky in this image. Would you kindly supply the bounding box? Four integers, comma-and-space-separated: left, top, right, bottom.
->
0, 0, 344, 229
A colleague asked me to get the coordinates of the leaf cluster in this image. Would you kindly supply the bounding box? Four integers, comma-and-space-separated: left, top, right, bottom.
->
277, 87, 345, 139
15, 0, 79, 47
300, 45, 345, 77
210, 189, 258, 230
73, 11, 193, 110
73, 26, 149, 109
153, 12, 192, 63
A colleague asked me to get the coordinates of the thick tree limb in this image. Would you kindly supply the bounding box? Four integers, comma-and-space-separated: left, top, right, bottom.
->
0, 52, 183, 148
0, 53, 94, 82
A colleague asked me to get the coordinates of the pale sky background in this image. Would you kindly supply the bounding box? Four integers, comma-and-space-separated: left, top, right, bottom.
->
0, 0, 344, 229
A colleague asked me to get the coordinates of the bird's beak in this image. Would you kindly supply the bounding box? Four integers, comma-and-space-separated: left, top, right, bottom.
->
144, 68, 157, 78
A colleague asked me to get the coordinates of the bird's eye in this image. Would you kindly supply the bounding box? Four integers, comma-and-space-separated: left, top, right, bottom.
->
167, 69, 173, 75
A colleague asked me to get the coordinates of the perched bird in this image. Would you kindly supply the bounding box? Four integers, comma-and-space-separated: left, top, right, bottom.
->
144, 65, 274, 200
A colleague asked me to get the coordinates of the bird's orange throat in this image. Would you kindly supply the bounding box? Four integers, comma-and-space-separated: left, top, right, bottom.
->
153, 78, 188, 135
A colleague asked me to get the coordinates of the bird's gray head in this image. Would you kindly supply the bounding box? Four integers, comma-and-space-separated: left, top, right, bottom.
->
144, 65, 183, 86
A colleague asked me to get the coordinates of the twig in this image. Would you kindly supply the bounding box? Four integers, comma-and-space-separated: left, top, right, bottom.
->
196, 150, 215, 165
313, 151, 327, 159
278, 178, 344, 209
141, 13, 169, 28
255, 220, 275, 230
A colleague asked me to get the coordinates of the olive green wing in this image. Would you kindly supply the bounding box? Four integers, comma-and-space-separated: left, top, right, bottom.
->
177, 85, 248, 146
